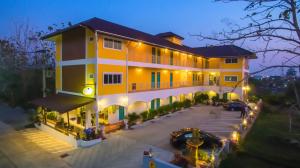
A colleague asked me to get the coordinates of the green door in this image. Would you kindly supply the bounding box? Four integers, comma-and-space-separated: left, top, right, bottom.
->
169, 96, 172, 105
119, 106, 125, 120
170, 73, 173, 87
156, 98, 160, 108
157, 72, 160, 89
151, 100, 155, 110
151, 72, 155, 89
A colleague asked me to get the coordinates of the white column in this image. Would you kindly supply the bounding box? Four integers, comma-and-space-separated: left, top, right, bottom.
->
94, 103, 99, 133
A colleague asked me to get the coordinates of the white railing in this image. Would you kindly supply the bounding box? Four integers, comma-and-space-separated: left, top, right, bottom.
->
129, 81, 203, 92
128, 54, 202, 68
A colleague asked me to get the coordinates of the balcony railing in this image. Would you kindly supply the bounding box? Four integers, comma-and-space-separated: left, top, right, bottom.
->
129, 81, 203, 93
128, 54, 203, 69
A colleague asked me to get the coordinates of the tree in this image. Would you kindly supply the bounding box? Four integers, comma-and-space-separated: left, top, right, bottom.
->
0, 22, 70, 106
196, 0, 300, 64
286, 67, 297, 77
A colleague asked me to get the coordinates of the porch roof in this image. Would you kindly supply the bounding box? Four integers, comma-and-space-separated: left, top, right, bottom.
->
31, 93, 95, 113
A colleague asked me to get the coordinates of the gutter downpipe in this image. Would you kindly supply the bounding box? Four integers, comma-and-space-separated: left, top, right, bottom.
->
95, 31, 99, 133
125, 42, 129, 128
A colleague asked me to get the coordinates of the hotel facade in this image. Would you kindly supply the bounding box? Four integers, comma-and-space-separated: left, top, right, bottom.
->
33, 18, 256, 144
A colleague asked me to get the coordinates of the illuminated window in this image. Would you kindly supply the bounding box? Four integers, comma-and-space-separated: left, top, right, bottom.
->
225, 58, 238, 64
103, 73, 122, 84
224, 76, 238, 82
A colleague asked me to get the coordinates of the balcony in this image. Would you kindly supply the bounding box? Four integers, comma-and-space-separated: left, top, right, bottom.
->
128, 81, 203, 93
128, 54, 202, 69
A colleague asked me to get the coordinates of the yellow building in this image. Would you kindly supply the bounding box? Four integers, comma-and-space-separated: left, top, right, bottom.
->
32, 18, 256, 146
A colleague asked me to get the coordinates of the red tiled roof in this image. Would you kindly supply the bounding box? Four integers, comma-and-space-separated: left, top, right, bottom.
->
156, 32, 184, 40
193, 45, 256, 59
42, 17, 255, 58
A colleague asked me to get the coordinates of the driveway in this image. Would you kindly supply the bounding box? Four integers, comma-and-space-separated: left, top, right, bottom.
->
62, 105, 241, 168
118, 105, 241, 151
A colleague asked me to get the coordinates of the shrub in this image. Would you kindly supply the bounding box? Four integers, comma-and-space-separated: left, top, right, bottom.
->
46, 112, 57, 121
194, 93, 209, 104
127, 112, 140, 126
148, 109, 157, 119
248, 95, 259, 103
212, 94, 220, 102
172, 101, 182, 111
183, 99, 192, 108
157, 105, 173, 116
157, 106, 165, 116
140, 111, 149, 121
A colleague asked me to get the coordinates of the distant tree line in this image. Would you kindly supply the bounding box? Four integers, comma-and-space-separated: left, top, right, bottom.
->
0, 22, 70, 107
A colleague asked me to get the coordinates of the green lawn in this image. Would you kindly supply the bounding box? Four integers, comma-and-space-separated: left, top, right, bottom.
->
219, 105, 300, 168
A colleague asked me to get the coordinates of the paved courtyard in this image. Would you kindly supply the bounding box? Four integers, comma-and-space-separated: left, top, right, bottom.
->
118, 105, 241, 152
62, 105, 242, 168
0, 104, 242, 168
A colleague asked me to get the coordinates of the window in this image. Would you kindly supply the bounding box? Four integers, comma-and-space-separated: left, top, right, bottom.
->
170, 51, 174, 65
224, 76, 238, 82
104, 38, 122, 50
205, 59, 209, 68
225, 58, 238, 64
103, 73, 122, 84
157, 49, 161, 64
152, 47, 156, 63
151, 47, 162, 64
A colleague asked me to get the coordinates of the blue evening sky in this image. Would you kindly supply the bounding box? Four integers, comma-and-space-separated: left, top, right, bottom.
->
0, 0, 291, 74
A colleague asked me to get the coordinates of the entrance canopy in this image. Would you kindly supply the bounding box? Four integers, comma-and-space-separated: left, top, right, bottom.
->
31, 93, 95, 113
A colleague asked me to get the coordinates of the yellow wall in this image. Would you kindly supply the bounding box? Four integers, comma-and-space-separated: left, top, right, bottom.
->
98, 64, 127, 95
208, 58, 220, 69
86, 64, 95, 85
127, 41, 203, 68
128, 67, 195, 92
220, 72, 243, 87
55, 66, 61, 90
55, 35, 62, 62
86, 29, 96, 58
220, 58, 243, 69
98, 35, 127, 60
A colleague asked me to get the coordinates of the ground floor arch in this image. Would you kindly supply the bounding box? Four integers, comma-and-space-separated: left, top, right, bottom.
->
128, 101, 148, 114
99, 105, 125, 125
203, 90, 217, 99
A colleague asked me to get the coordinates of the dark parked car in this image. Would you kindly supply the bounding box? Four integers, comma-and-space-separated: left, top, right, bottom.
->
170, 128, 223, 150
223, 101, 247, 111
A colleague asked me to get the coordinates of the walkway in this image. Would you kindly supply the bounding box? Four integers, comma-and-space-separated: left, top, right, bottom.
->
0, 122, 71, 168
19, 128, 75, 154
62, 134, 173, 168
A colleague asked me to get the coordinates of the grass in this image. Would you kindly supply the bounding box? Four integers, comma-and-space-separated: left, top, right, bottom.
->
219, 105, 300, 168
